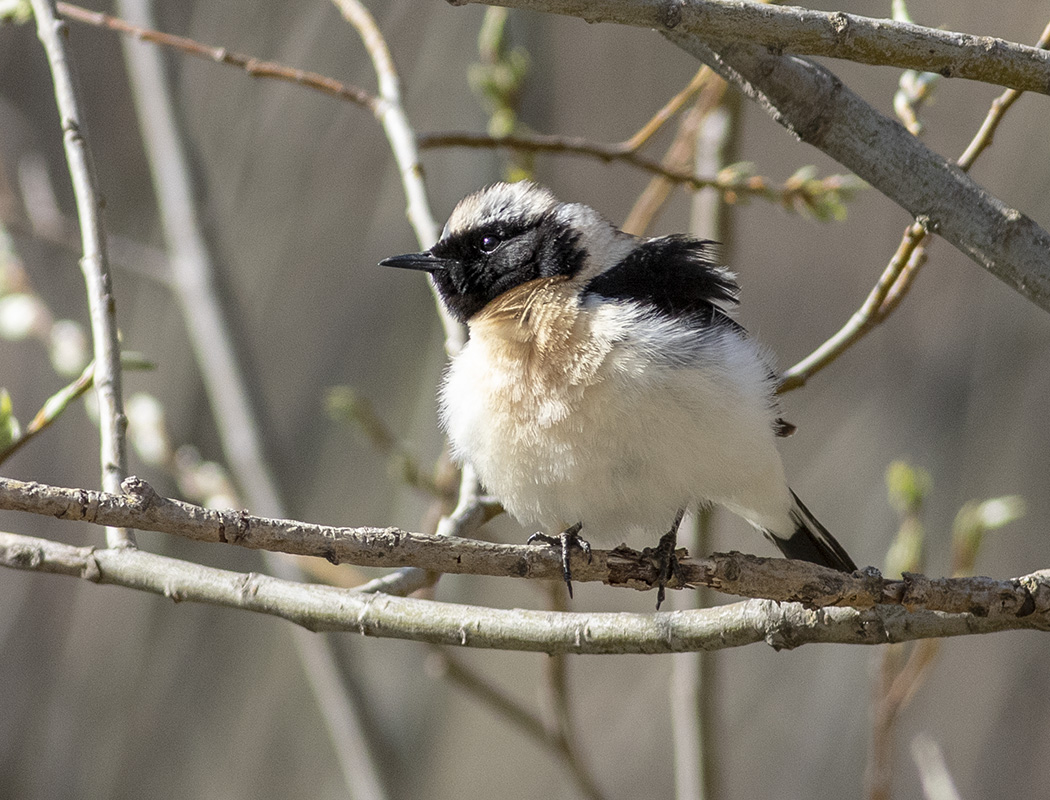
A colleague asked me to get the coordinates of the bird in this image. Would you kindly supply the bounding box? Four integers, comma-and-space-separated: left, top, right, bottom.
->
380, 181, 856, 607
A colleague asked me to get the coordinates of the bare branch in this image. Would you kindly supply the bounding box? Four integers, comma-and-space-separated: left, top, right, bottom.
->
780, 20, 1050, 390
30, 0, 133, 548
2, 527, 1048, 654
2, 475, 1049, 622
331, 0, 466, 355
779, 222, 926, 392
56, 2, 379, 111
458, 0, 1050, 314
419, 130, 855, 211
665, 34, 1050, 311
453, 0, 1050, 96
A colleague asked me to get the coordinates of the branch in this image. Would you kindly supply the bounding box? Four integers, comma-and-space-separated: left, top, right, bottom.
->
778, 219, 926, 392
666, 35, 1050, 311
780, 20, 1050, 391
459, 0, 1050, 314
331, 0, 466, 355
453, 0, 1050, 96
56, 2, 379, 111
2, 527, 1048, 654
2, 476, 1048, 622
30, 0, 133, 547
418, 130, 857, 209
110, 2, 387, 795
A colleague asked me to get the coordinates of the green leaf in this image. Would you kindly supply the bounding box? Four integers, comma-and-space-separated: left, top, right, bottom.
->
0, 0, 32, 24
0, 389, 21, 451
885, 460, 931, 514
951, 495, 1025, 573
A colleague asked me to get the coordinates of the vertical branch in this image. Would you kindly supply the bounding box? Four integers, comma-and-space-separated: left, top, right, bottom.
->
112, 0, 283, 515
30, 0, 133, 548
112, 2, 388, 798
331, 0, 466, 356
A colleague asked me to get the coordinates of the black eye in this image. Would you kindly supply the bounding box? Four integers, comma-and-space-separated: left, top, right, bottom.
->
479, 234, 501, 253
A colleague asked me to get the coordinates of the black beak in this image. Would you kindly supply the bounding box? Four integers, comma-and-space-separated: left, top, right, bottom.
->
378, 251, 449, 273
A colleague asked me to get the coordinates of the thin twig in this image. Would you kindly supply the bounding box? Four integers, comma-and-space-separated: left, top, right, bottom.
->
418, 130, 854, 209
779, 19, 1050, 391
30, 0, 133, 548
622, 65, 712, 152
331, 0, 464, 356
455, 0, 1050, 96
622, 74, 728, 236
56, 2, 378, 111
0, 353, 151, 466
778, 222, 927, 392
0, 362, 91, 466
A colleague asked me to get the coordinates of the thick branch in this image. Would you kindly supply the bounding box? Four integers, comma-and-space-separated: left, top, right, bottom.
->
459, 0, 1050, 312
1, 529, 1047, 654
453, 0, 1050, 96
664, 34, 1050, 312
2, 476, 1049, 623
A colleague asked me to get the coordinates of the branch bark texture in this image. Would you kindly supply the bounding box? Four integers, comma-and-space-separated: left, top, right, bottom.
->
31, 0, 133, 547
2, 528, 1048, 654
2, 476, 1048, 625
453, 0, 1050, 96
456, 0, 1050, 313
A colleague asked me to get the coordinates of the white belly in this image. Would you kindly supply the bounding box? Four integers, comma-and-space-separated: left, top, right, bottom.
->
440, 302, 793, 545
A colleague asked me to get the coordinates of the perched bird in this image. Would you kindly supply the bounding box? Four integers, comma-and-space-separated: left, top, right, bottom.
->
380, 181, 856, 606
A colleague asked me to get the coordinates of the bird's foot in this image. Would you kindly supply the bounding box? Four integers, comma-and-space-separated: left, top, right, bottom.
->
528, 522, 592, 598
643, 528, 684, 610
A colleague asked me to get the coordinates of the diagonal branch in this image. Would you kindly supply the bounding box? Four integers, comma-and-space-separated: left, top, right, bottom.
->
662, 35, 1050, 311
55, 2, 378, 110
779, 19, 1050, 391
458, 0, 1050, 314
452, 0, 1050, 96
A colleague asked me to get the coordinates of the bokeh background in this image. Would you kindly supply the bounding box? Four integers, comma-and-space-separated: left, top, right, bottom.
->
1, 1, 1049, 798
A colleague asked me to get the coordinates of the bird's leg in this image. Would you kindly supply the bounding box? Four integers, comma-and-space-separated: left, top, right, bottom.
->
645, 508, 685, 609
527, 522, 592, 598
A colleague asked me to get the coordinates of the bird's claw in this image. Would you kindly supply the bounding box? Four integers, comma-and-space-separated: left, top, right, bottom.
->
644, 529, 684, 610
528, 522, 591, 598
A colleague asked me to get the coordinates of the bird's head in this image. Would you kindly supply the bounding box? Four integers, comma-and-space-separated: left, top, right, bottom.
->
380, 182, 632, 323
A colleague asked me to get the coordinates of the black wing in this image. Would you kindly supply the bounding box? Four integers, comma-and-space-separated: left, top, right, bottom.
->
582, 235, 738, 326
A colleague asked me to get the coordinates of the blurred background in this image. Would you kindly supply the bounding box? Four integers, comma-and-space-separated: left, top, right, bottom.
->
1, 0, 1048, 798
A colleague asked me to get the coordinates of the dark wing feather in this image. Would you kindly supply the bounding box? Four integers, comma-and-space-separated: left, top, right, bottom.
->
582, 235, 738, 326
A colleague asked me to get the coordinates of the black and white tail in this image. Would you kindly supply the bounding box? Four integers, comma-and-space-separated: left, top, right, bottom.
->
764, 490, 857, 573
